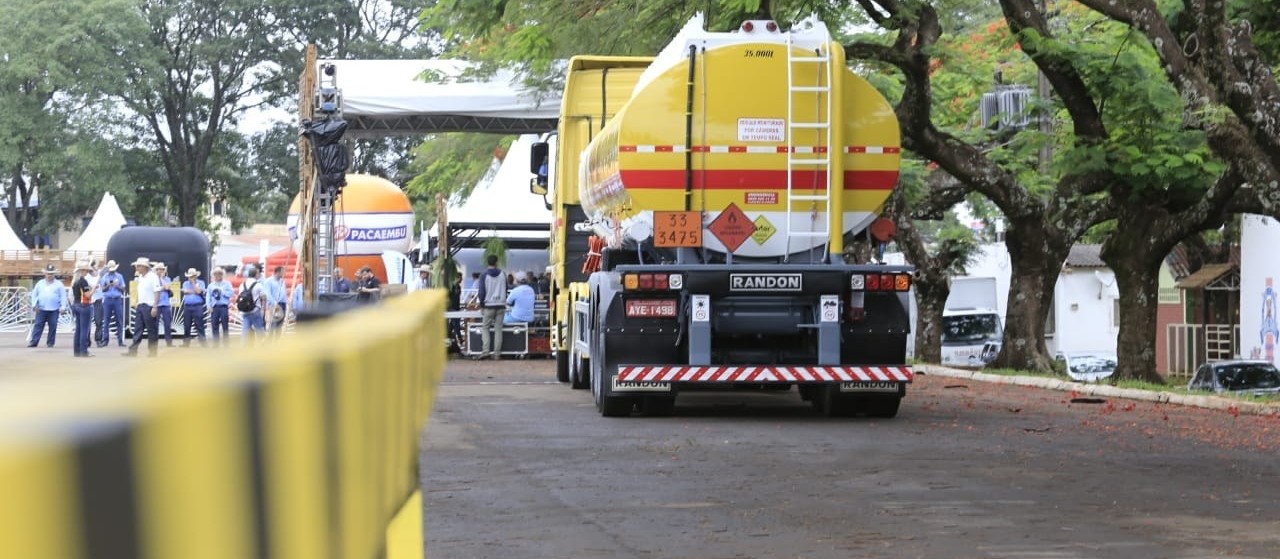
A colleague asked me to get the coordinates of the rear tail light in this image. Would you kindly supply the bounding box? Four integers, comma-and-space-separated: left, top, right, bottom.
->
895, 274, 912, 291
866, 274, 881, 291
850, 274, 865, 291
741, 21, 754, 32
623, 272, 682, 291
879, 274, 894, 291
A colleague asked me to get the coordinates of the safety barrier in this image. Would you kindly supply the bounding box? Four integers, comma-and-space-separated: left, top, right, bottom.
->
0, 287, 30, 333
0, 290, 445, 559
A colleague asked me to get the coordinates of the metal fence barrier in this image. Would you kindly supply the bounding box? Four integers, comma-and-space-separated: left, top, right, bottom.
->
0, 290, 445, 559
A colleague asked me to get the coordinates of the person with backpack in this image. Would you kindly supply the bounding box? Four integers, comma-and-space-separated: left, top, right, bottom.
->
474, 255, 508, 360
239, 265, 267, 343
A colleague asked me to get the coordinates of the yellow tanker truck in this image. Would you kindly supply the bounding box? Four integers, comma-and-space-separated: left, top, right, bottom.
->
530, 14, 913, 417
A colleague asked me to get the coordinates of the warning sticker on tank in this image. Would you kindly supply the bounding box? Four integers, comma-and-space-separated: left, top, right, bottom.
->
738, 118, 785, 142
751, 215, 776, 245
745, 192, 778, 205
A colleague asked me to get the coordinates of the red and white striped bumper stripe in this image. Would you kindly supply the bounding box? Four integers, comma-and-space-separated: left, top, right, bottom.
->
615, 365, 913, 383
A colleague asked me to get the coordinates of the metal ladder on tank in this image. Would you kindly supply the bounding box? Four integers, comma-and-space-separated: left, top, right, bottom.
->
783, 19, 835, 262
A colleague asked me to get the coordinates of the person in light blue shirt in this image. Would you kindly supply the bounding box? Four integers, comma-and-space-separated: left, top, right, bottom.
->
29, 264, 68, 347
154, 263, 175, 346
264, 266, 288, 336
181, 268, 207, 345
504, 275, 536, 324
98, 260, 127, 346
291, 281, 305, 314
206, 268, 234, 346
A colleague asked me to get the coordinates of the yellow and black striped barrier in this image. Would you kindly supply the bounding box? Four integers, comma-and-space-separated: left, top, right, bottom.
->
0, 291, 445, 559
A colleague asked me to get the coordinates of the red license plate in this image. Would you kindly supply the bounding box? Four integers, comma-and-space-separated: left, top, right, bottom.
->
625, 299, 677, 318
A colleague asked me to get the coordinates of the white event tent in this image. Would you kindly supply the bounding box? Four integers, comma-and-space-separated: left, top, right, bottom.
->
437, 134, 553, 279
66, 192, 127, 255
320, 59, 561, 137
0, 211, 28, 253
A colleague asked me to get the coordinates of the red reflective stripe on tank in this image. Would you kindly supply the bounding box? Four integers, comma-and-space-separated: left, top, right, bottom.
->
617, 169, 898, 190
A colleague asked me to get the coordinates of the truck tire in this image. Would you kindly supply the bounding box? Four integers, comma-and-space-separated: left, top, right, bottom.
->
570, 353, 590, 390
813, 387, 860, 418
555, 350, 570, 383
865, 395, 902, 418
641, 396, 676, 417
591, 342, 633, 417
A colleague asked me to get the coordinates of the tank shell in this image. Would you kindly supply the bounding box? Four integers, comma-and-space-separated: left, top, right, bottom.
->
582, 40, 901, 257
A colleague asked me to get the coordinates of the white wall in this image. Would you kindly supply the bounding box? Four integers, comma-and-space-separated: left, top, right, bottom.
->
1241, 215, 1280, 366
964, 243, 1012, 319
1048, 269, 1119, 356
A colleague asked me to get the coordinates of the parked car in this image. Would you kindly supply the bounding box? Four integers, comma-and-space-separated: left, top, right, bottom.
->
1187, 361, 1280, 395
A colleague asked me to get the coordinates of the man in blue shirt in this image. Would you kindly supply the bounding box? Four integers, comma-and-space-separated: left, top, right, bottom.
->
206, 268, 233, 346
154, 262, 175, 346
181, 268, 207, 346
29, 264, 67, 347
98, 259, 126, 347
505, 275, 536, 324
264, 265, 287, 336
332, 267, 351, 294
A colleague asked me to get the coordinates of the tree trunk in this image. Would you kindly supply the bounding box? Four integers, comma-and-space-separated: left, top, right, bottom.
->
1107, 257, 1165, 383
914, 279, 949, 363
1102, 216, 1179, 384
989, 221, 1066, 373
178, 187, 200, 227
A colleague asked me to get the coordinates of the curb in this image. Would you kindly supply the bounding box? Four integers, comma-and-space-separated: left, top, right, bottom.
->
916, 364, 1280, 418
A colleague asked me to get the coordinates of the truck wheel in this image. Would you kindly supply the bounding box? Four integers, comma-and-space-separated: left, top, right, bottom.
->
641, 396, 675, 417
555, 350, 569, 383
812, 387, 859, 418
865, 396, 902, 418
570, 354, 590, 390
591, 348, 633, 417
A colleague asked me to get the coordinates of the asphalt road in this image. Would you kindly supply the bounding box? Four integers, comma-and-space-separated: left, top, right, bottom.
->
421, 357, 1280, 559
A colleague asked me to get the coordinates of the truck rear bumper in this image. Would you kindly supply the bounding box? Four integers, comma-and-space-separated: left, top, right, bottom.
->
615, 365, 912, 384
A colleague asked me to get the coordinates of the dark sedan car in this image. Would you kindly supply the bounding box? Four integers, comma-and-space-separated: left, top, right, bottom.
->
1187, 361, 1280, 395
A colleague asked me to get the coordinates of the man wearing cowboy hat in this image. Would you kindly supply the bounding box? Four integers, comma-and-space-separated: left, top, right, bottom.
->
125, 257, 162, 357
181, 267, 207, 345
410, 264, 432, 292
86, 258, 105, 347
98, 259, 127, 347
70, 260, 97, 357
153, 262, 176, 346
206, 267, 233, 346
29, 263, 67, 348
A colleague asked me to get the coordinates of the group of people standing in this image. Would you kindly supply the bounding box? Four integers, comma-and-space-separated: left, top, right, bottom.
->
26, 257, 306, 358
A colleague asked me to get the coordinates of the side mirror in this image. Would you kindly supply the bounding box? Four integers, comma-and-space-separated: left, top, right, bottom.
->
530, 178, 548, 196
530, 142, 549, 174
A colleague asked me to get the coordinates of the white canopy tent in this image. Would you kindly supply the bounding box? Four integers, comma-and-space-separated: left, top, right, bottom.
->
66, 192, 127, 254
321, 59, 561, 137
0, 211, 28, 252
432, 134, 552, 278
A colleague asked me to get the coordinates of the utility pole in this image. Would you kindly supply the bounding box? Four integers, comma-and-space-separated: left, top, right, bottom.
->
299, 45, 317, 301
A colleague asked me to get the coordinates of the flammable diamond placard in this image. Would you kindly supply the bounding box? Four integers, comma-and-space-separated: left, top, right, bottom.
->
708, 203, 757, 253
